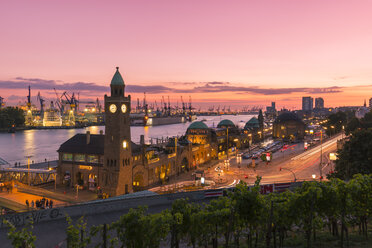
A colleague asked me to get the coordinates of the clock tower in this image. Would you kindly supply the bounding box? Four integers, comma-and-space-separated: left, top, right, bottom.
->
102, 67, 132, 196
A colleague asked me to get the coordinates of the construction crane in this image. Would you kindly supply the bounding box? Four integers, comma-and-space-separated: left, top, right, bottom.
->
25, 85, 33, 125
167, 96, 171, 115
143, 92, 147, 113
37, 92, 45, 118
53, 88, 64, 114
61, 91, 77, 126
181, 96, 186, 115
188, 96, 193, 113
162, 96, 167, 115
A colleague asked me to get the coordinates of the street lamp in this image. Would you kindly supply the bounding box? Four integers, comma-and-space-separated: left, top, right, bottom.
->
312, 174, 316, 179
224, 159, 230, 171
25, 155, 33, 185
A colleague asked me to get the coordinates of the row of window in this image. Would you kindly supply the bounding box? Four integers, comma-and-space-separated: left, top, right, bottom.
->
106, 158, 131, 167
62, 153, 99, 163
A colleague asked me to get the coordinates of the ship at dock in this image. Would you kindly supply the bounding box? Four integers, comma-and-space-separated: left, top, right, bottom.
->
16, 86, 104, 129
130, 94, 196, 126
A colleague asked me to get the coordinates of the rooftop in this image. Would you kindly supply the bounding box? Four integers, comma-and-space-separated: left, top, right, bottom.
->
188, 121, 209, 130
57, 134, 141, 155
111, 67, 125, 86
217, 119, 235, 128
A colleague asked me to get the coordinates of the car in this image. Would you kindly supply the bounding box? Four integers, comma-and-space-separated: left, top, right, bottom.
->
242, 154, 252, 159
252, 154, 260, 159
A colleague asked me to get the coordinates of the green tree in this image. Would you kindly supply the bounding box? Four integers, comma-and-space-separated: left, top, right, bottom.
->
345, 116, 361, 135
66, 216, 90, 248
169, 198, 195, 248
258, 110, 264, 140
361, 111, 372, 129
292, 181, 323, 248
4, 219, 36, 248
348, 174, 372, 239
190, 209, 213, 248
144, 210, 172, 248
232, 181, 265, 248
111, 207, 147, 248
205, 196, 233, 248
324, 111, 347, 136
0, 107, 25, 128
334, 129, 372, 179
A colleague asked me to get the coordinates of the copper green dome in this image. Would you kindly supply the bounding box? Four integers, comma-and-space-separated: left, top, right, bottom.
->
111, 67, 125, 86
244, 117, 260, 129
188, 121, 209, 130
217, 119, 235, 128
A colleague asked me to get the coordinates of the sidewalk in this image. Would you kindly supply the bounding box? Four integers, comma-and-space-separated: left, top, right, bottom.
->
0, 191, 66, 211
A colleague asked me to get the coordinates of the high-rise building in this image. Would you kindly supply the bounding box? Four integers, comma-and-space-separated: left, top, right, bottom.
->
315, 97, 324, 109
302, 97, 313, 111
266, 102, 276, 113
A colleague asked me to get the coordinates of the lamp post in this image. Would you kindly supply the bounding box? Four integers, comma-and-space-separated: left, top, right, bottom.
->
226, 127, 229, 160
25, 155, 32, 185
174, 137, 178, 192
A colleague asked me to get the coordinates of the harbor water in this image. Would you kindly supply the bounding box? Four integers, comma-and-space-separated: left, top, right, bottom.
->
0, 115, 254, 166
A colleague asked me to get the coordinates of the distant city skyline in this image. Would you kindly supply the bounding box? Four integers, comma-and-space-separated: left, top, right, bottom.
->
1, 0, 372, 109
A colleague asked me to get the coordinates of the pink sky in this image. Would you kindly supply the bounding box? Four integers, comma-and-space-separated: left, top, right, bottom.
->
1, 0, 372, 109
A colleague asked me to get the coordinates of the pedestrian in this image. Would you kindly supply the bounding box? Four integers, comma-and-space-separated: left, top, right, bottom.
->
49, 200, 53, 208
46, 199, 49, 208
31, 200, 34, 208
36, 200, 39, 208
25, 200, 29, 208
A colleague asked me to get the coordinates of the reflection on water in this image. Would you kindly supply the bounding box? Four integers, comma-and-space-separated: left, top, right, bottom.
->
0, 115, 254, 166
24, 130, 35, 160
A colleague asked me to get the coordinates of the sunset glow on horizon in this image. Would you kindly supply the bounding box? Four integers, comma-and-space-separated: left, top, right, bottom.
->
1, 0, 372, 109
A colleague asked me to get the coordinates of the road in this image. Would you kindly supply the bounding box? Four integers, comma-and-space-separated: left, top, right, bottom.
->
223, 134, 342, 185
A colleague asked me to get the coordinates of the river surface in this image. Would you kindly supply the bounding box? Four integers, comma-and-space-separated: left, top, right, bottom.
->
0, 115, 254, 166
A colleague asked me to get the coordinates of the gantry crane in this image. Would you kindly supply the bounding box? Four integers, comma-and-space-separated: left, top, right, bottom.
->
61, 91, 77, 126
53, 88, 64, 114
25, 86, 33, 125
37, 92, 45, 119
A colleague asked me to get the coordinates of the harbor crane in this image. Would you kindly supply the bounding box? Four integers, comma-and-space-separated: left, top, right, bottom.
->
167, 96, 171, 115
188, 96, 193, 113
53, 88, 64, 114
25, 86, 33, 125
181, 96, 186, 115
162, 96, 167, 115
61, 91, 77, 126
37, 92, 45, 118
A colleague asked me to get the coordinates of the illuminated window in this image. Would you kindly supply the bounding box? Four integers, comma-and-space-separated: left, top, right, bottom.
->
87, 155, 98, 163
75, 154, 85, 162
123, 140, 128, 149
62, 153, 73, 161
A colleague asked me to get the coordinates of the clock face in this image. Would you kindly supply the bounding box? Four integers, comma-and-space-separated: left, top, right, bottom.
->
121, 104, 127, 113
109, 104, 117, 113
